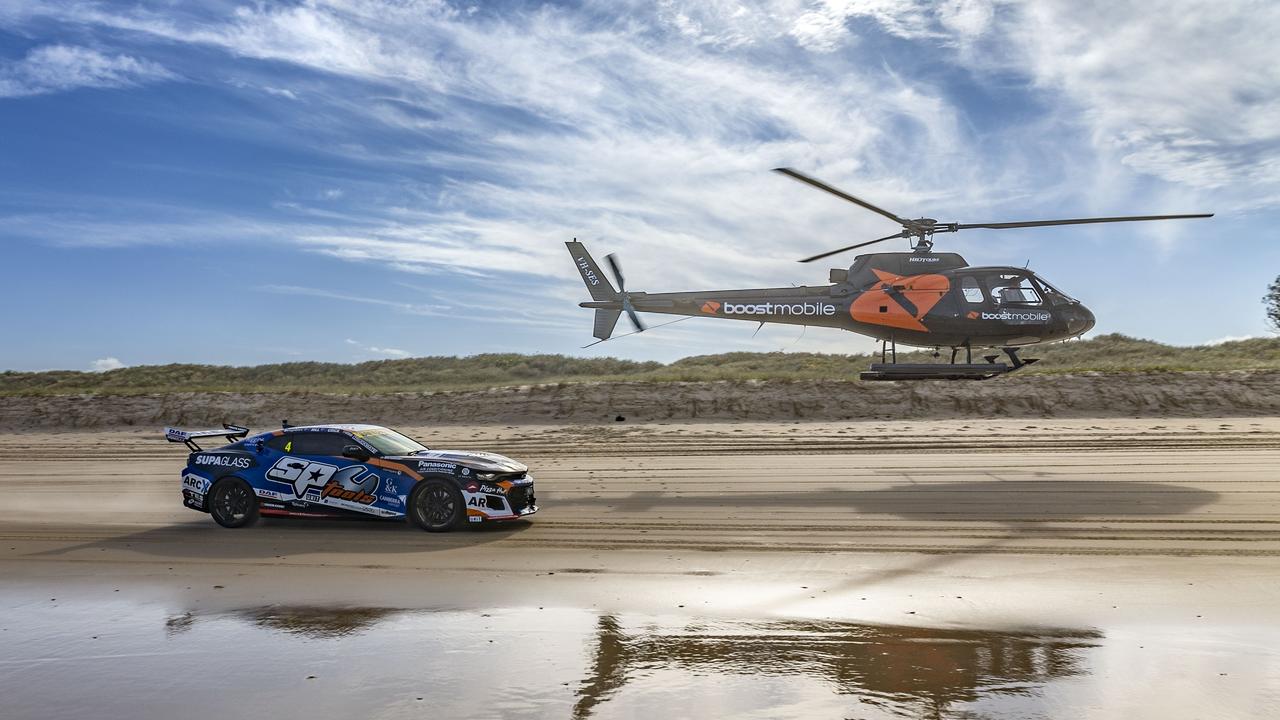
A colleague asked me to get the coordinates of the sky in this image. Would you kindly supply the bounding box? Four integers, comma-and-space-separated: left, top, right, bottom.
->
1, 0, 1278, 372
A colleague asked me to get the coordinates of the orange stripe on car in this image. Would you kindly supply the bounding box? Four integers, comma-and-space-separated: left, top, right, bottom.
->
369, 458, 422, 480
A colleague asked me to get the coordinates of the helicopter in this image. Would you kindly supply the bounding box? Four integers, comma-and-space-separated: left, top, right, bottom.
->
567, 168, 1212, 380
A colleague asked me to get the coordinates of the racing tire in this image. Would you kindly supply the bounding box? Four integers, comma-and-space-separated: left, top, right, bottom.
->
408, 479, 465, 532
208, 477, 260, 529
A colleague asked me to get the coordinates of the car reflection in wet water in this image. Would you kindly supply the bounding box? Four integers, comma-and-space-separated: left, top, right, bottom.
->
142, 604, 1100, 719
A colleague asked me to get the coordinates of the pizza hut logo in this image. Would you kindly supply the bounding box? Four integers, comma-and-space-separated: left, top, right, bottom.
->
701, 300, 721, 314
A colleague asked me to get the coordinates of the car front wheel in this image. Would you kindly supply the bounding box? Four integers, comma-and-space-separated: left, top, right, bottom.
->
209, 478, 259, 528
409, 479, 464, 532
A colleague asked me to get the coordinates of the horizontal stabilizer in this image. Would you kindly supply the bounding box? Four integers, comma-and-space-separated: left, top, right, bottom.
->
593, 309, 622, 340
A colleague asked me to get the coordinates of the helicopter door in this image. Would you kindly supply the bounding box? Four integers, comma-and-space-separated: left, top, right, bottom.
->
988, 273, 1042, 306
959, 276, 986, 305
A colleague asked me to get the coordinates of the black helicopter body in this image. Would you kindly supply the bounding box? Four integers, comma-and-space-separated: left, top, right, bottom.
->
567, 168, 1209, 379
570, 246, 1095, 350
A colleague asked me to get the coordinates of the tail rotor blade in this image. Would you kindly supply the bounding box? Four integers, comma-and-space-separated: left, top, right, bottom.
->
606, 252, 643, 331
624, 305, 646, 332
604, 253, 626, 293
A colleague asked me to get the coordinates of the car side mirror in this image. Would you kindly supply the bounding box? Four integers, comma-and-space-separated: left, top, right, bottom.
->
342, 445, 371, 461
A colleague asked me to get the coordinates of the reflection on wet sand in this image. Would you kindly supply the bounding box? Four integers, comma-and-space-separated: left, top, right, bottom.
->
573, 616, 1101, 719
168, 605, 402, 639
170, 605, 1101, 720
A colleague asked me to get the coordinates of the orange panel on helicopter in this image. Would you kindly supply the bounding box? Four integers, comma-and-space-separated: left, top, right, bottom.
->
850, 270, 950, 332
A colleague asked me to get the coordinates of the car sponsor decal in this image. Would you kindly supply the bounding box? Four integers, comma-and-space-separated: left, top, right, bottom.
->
267, 457, 339, 494
417, 460, 457, 474
192, 453, 253, 469
266, 457, 382, 507
182, 474, 210, 493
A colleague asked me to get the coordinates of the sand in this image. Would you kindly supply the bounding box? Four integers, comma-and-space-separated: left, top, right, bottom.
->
3, 417, 1279, 718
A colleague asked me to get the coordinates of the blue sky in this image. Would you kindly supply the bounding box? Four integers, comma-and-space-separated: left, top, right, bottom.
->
2, 0, 1278, 371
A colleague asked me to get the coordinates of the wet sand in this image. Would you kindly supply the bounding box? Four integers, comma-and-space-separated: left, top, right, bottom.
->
3, 418, 1280, 718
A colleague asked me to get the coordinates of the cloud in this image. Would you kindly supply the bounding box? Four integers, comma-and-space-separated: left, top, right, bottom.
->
10, 0, 978, 287
344, 338, 410, 358
1203, 334, 1265, 346
0, 44, 173, 98
90, 357, 126, 372
263, 284, 451, 316
978, 1, 1280, 207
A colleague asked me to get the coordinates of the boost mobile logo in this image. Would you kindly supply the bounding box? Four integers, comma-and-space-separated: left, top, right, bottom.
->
721, 301, 837, 316
981, 310, 1051, 322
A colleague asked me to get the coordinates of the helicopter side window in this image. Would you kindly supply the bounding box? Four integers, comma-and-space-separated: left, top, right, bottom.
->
989, 274, 1042, 305
960, 276, 985, 304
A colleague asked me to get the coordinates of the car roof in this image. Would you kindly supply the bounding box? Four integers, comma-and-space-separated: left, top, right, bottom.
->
285, 423, 388, 433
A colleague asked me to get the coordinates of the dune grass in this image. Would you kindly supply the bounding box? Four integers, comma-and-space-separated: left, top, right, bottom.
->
3, 333, 1278, 397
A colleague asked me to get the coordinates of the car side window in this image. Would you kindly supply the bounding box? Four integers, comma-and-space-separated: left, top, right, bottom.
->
265, 434, 296, 453
291, 432, 351, 457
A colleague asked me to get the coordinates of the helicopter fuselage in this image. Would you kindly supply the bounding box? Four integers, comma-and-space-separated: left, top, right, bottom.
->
579, 251, 1095, 350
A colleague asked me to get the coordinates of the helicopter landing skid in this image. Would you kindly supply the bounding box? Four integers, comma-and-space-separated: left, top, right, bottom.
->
860, 347, 1038, 381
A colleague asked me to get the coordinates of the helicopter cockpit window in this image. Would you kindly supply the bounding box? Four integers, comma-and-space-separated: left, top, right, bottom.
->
988, 274, 1042, 305
1032, 276, 1077, 303
960, 276, 985, 304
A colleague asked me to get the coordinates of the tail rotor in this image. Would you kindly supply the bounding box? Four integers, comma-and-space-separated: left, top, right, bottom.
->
604, 253, 646, 333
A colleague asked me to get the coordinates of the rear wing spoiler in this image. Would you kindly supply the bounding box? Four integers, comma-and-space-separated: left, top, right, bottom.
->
164, 424, 250, 452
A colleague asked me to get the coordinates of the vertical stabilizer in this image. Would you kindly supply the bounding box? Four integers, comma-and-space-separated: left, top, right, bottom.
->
566, 240, 619, 301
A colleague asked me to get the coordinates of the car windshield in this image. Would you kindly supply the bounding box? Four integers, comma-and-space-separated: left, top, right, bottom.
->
352, 428, 429, 456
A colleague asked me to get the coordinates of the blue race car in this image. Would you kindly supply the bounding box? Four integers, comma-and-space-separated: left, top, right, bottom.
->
164, 423, 537, 531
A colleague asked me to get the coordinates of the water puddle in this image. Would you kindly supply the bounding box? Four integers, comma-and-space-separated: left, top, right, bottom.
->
1, 598, 1274, 718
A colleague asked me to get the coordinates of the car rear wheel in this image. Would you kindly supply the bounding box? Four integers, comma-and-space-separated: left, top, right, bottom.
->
409, 479, 464, 532
209, 478, 259, 528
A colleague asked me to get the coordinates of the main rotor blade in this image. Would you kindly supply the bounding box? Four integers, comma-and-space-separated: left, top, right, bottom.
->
774, 168, 923, 231
954, 213, 1214, 231
604, 253, 626, 293
798, 231, 905, 263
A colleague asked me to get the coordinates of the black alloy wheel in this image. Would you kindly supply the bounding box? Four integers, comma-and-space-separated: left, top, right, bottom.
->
409, 479, 464, 532
209, 478, 260, 528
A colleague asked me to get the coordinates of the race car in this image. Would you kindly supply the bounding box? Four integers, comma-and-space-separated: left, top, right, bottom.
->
164, 423, 536, 531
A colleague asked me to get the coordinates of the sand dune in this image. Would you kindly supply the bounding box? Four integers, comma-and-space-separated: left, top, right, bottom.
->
3, 371, 1279, 430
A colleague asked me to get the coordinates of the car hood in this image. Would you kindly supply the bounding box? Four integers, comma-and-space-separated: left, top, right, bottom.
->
396, 450, 527, 474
